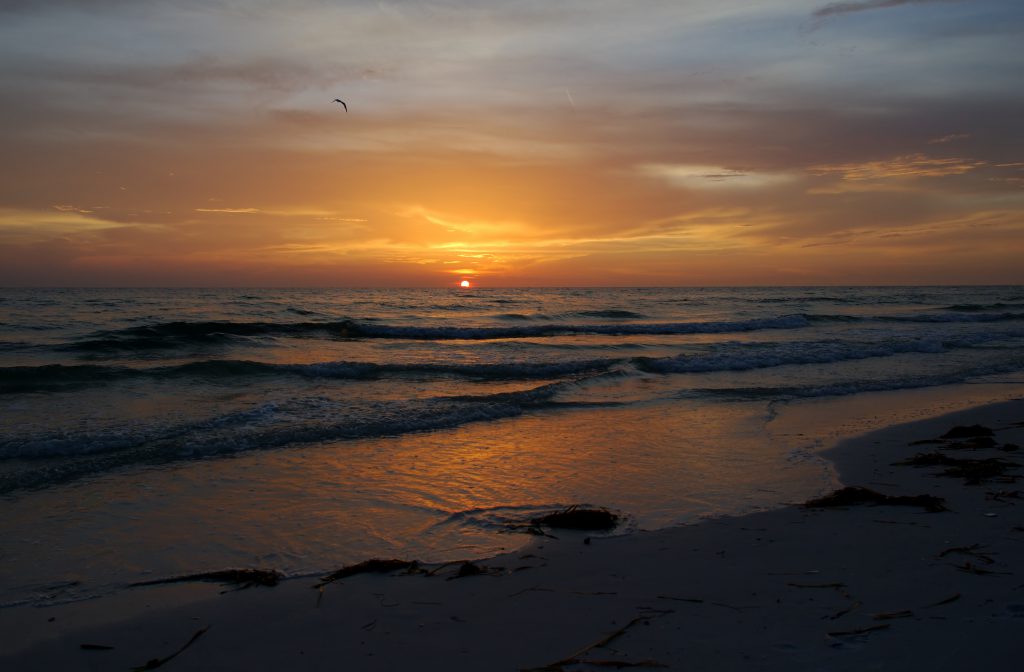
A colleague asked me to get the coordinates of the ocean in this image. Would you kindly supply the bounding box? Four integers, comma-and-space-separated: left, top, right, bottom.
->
2, 286, 1023, 607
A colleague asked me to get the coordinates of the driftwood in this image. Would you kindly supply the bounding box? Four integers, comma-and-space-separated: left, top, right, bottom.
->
129, 569, 281, 590
803, 486, 947, 512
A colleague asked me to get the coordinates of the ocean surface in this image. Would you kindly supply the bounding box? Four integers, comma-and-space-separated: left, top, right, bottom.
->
2, 286, 1024, 607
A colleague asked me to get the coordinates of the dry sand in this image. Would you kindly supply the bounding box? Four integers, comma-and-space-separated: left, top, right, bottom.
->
2, 398, 1023, 671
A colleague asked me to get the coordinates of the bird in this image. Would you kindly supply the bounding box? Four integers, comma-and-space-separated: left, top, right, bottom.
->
332, 99, 348, 112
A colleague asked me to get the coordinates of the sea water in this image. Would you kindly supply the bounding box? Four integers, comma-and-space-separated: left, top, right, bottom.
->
1, 286, 1023, 606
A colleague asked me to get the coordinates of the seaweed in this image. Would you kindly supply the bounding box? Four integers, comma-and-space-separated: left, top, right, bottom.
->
923, 593, 960, 608
892, 452, 959, 467
893, 453, 1020, 484
872, 610, 913, 620
314, 558, 419, 589
522, 610, 672, 672
941, 425, 995, 439
827, 624, 890, 637
954, 562, 1011, 576
940, 458, 1019, 484
532, 505, 620, 531
945, 436, 998, 450
986, 489, 1023, 502
129, 569, 281, 591
938, 543, 994, 564
131, 626, 209, 671
803, 486, 947, 512
455, 561, 484, 578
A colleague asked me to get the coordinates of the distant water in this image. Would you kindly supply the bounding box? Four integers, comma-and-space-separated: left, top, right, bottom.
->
2, 286, 1023, 606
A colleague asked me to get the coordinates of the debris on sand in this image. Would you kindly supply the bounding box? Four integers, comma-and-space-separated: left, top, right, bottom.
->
940, 458, 1019, 484
455, 561, 485, 578
893, 453, 1020, 484
129, 569, 282, 590
941, 425, 995, 439
315, 558, 420, 589
803, 486, 947, 512
945, 436, 999, 450
531, 505, 620, 531
523, 610, 672, 672
131, 626, 209, 671
893, 452, 959, 467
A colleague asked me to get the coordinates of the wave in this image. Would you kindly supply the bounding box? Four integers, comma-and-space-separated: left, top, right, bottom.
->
632, 331, 1024, 375
58, 307, 1024, 355
11, 326, 1024, 394
342, 314, 811, 340
0, 364, 136, 392
635, 338, 935, 374
805, 311, 1024, 325
882, 311, 1024, 324
0, 358, 620, 394
941, 303, 1024, 312
575, 310, 647, 319
687, 360, 1024, 402
0, 380, 576, 492
56, 314, 814, 352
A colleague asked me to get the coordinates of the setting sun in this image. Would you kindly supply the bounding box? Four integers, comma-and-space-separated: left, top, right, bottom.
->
460, 280, 471, 288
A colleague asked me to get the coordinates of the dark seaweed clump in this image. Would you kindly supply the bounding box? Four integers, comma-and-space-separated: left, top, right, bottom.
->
532, 505, 620, 530
894, 452, 1019, 484
129, 568, 282, 590
803, 486, 947, 513
941, 425, 995, 440
315, 558, 419, 588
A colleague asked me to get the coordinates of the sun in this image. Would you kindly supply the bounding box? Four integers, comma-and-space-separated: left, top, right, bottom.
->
459, 280, 471, 288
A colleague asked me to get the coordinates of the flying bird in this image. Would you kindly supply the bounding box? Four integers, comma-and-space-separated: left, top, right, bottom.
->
332, 99, 348, 112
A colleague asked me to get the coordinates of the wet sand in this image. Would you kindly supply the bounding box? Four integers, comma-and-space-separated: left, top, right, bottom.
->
2, 398, 1022, 670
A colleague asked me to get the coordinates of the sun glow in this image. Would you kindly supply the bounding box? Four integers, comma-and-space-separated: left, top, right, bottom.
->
460, 280, 471, 288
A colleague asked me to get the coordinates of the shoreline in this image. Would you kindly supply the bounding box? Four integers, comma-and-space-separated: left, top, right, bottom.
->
2, 396, 1023, 670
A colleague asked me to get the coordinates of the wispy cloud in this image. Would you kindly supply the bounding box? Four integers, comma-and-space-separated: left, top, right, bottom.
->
810, 154, 984, 180
928, 133, 971, 145
813, 0, 957, 20
194, 208, 260, 214
639, 164, 795, 190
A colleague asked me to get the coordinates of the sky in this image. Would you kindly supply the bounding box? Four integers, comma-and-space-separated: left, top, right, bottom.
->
1, 0, 1022, 287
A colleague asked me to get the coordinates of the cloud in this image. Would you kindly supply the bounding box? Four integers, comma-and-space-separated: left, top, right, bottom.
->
810, 154, 984, 180
194, 208, 261, 214
639, 164, 796, 190
812, 0, 957, 20
928, 133, 971, 145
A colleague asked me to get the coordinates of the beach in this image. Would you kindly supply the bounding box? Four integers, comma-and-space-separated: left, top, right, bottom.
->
3, 396, 1021, 670
4, 0, 1023, 666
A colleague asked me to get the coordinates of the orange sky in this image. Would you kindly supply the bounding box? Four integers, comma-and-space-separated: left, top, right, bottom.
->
1, 0, 1021, 286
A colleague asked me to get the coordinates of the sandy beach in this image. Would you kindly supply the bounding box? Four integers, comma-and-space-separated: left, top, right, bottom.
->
2, 396, 1022, 671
